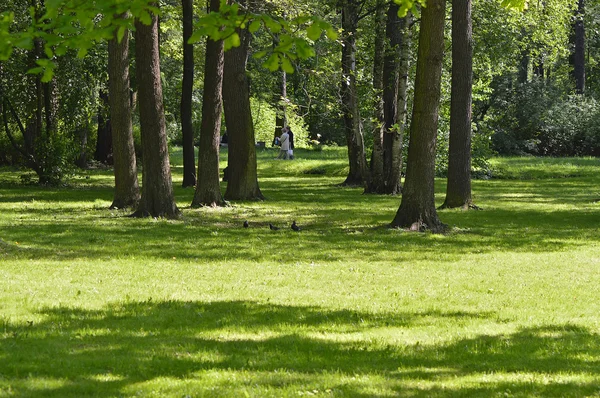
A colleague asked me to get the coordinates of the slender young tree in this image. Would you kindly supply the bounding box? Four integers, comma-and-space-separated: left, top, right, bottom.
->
572, 0, 585, 94
192, 0, 225, 207
340, 0, 368, 187
441, 0, 474, 210
273, 70, 287, 142
108, 21, 140, 209
222, 0, 263, 201
181, 0, 196, 187
365, 0, 386, 194
391, 0, 446, 232
95, 90, 112, 163
132, 5, 179, 218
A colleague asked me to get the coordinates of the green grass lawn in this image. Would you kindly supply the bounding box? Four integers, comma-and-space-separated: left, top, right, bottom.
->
1, 147, 599, 397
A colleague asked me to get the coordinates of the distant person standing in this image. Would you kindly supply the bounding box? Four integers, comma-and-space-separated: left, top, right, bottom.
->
287, 127, 295, 160
277, 127, 290, 159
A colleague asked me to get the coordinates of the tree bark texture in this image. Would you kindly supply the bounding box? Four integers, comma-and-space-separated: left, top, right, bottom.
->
133, 9, 179, 218
365, 0, 387, 194
108, 26, 140, 210
391, 0, 446, 232
382, 4, 408, 195
340, 0, 368, 187
192, 0, 225, 207
181, 0, 196, 187
441, 0, 473, 210
222, 2, 264, 201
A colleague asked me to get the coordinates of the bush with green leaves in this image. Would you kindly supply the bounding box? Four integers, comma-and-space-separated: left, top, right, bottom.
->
540, 95, 600, 156
32, 135, 77, 186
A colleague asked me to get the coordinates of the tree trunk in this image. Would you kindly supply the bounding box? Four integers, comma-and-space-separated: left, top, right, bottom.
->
441, 0, 473, 210
95, 90, 113, 164
181, 0, 196, 187
222, 0, 264, 201
383, 9, 411, 195
75, 126, 88, 168
391, 0, 446, 233
572, 0, 585, 94
340, 0, 368, 187
192, 0, 225, 207
365, 0, 386, 194
273, 70, 287, 142
108, 24, 140, 210
133, 7, 179, 218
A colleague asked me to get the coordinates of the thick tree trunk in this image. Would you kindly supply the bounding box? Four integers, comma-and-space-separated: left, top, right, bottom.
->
441, 0, 473, 210
340, 0, 368, 187
383, 9, 411, 195
365, 0, 386, 194
133, 8, 179, 218
572, 0, 585, 94
192, 0, 225, 207
108, 25, 140, 210
391, 0, 446, 233
222, 0, 264, 201
181, 0, 196, 187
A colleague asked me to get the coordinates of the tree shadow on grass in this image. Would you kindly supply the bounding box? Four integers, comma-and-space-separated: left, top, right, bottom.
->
1, 300, 599, 397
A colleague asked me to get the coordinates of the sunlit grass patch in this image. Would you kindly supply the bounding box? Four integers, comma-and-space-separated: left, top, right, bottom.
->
0, 150, 599, 396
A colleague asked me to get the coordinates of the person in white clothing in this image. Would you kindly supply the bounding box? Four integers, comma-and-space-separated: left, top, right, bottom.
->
277, 127, 290, 159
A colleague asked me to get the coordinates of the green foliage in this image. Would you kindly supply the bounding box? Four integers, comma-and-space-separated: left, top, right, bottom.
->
31, 133, 77, 185
250, 97, 309, 147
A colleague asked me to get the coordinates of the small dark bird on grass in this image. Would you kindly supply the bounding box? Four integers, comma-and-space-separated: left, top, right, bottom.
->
243, 220, 249, 228
269, 223, 280, 231
291, 221, 301, 231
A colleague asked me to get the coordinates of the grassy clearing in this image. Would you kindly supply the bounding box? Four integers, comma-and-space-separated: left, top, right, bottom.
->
0, 148, 599, 397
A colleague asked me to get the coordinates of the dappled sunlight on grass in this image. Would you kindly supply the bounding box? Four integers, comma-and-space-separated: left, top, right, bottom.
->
1, 150, 600, 396
1, 300, 599, 397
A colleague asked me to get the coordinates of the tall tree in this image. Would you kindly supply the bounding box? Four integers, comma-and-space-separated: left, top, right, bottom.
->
132, 5, 179, 218
441, 0, 474, 210
365, 0, 387, 194
340, 0, 368, 187
222, 0, 264, 201
572, 0, 585, 94
181, 0, 196, 187
391, 0, 447, 232
383, 5, 411, 195
108, 20, 140, 209
192, 0, 225, 207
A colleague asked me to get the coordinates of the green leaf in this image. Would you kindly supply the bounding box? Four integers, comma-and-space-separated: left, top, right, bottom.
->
253, 49, 268, 59
188, 29, 204, 44
117, 25, 126, 43
44, 46, 53, 58
306, 23, 321, 41
41, 68, 53, 83
224, 32, 240, 51
325, 28, 338, 41
296, 40, 315, 59
77, 47, 88, 58
281, 57, 294, 74
263, 16, 281, 34
263, 53, 280, 72
138, 10, 152, 26
249, 19, 261, 33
